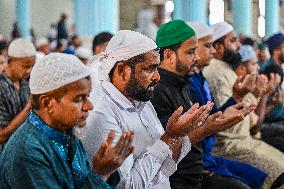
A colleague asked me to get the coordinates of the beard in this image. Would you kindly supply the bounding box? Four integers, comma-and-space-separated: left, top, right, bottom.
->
125, 71, 158, 102
176, 56, 197, 77
223, 47, 241, 69
278, 52, 284, 63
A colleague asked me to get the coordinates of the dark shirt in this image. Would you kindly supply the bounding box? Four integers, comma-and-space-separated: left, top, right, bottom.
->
151, 68, 203, 189
57, 19, 68, 40
0, 74, 30, 128
0, 111, 111, 189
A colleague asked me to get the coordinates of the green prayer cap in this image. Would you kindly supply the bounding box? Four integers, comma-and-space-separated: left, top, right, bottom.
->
156, 19, 196, 48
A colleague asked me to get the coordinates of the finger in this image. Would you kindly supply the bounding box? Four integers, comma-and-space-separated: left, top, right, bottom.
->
114, 132, 127, 153
106, 130, 116, 145
230, 102, 244, 110
94, 141, 108, 160
121, 132, 135, 157
167, 106, 183, 126
187, 103, 200, 114
209, 111, 222, 121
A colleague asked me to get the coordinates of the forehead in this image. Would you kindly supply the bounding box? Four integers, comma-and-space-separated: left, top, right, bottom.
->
10, 56, 35, 65
225, 31, 236, 39
179, 36, 198, 49
199, 35, 213, 44
63, 78, 91, 96
138, 50, 160, 67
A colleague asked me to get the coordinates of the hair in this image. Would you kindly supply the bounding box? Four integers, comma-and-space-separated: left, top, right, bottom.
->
260, 63, 284, 83
242, 37, 255, 46
213, 35, 226, 48
108, 53, 146, 82
92, 32, 113, 53
159, 42, 181, 61
31, 76, 91, 110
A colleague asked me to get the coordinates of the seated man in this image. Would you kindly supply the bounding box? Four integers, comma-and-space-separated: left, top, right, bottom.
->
204, 22, 284, 189
0, 53, 134, 189
83, 30, 209, 188
187, 22, 267, 189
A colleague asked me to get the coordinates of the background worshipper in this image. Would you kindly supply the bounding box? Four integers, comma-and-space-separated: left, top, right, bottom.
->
82, 30, 213, 189
203, 21, 284, 189
0, 54, 5, 74
152, 19, 255, 189
63, 34, 82, 54
75, 46, 92, 65
260, 63, 284, 152
57, 13, 69, 41
0, 38, 35, 148
0, 53, 135, 189
187, 21, 267, 189
35, 37, 50, 61
256, 42, 270, 66
260, 33, 284, 123
92, 32, 113, 55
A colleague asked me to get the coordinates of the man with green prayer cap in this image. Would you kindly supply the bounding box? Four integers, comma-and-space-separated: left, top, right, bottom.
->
151, 19, 254, 189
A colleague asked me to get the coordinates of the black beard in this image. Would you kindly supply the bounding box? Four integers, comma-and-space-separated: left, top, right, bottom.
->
223, 47, 242, 69
125, 72, 157, 102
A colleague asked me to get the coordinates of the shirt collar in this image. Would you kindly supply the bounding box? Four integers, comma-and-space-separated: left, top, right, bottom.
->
101, 81, 146, 111
28, 111, 72, 145
158, 68, 187, 87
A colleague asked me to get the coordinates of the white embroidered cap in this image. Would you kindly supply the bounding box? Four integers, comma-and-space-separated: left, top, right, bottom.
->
212, 21, 234, 42
88, 30, 157, 81
29, 53, 91, 94
188, 21, 212, 39
35, 37, 49, 49
8, 38, 36, 58
75, 47, 92, 60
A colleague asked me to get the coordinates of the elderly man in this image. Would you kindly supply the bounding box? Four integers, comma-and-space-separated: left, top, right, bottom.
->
82, 30, 212, 188
152, 19, 253, 189
204, 21, 284, 189
0, 53, 134, 189
187, 22, 267, 189
0, 38, 35, 146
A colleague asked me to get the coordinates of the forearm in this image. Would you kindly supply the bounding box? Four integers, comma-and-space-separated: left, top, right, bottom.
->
255, 95, 269, 116
187, 126, 211, 145
160, 132, 183, 161
0, 104, 31, 143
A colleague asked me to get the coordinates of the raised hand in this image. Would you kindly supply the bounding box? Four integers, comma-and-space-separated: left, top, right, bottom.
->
264, 73, 281, 96
166, 102, 214, 138
203, 102, 256, 133
233, 74, 256, 101
252, 74, 268, 97
92, 130, 134, 180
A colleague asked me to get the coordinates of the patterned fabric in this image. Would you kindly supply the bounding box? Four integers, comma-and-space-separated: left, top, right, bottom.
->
188, 72, 267, 189
0, 74, 30, 128
204, 58, 284, 189
0, 111, 111, 189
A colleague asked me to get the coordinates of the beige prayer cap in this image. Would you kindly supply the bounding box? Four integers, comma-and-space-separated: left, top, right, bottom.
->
89, 30, 157, 81
212, 21, 234, 42
188, 21, 212, 39
29, 53, 91, 94
8, 38, 36, 58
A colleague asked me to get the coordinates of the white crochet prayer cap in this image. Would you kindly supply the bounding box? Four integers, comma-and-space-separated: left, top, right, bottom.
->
238, 45, 258, 63
188, 21, 212, 39
75, 47, 92, 59
29, 53, 91, 94
35, 37, 49, 49
8, 38, 36, 58
88, 30, 157, 81
212, 21, 234, 42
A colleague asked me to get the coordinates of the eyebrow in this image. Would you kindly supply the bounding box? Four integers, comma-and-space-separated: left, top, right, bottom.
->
147, 63, 160, 69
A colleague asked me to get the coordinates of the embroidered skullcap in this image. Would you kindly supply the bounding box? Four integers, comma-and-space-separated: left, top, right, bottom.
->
35, 37, 49, 49
212, 21, 234, 42
238, 45, 257, 63
8, 38, 36, 58
188, 21, 212, 39
75, 47, 92, 60
156, 19, 196, 48
88, 30, 157, 81
29, 53, 90, 94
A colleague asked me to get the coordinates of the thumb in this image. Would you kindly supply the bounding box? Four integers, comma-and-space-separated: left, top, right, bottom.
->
167, 106, 183, 126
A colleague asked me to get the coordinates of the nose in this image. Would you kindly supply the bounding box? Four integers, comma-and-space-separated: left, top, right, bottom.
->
152, 69, 160, 82
210, 46, 216, 54
83, 98, 94, 111
194, 51, 200, 62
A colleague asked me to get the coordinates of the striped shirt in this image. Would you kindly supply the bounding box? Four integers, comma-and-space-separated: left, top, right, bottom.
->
0, 74, 30, 128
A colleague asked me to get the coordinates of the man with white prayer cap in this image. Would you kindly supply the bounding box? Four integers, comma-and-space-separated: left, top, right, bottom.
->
0, 38, 35, 148
35, 37, 50, 61
75, 46, 92, 65
82, 30, 209, 188
0, 53, 135, 189
187, 21, 267, 189
203, 22, 284, 188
